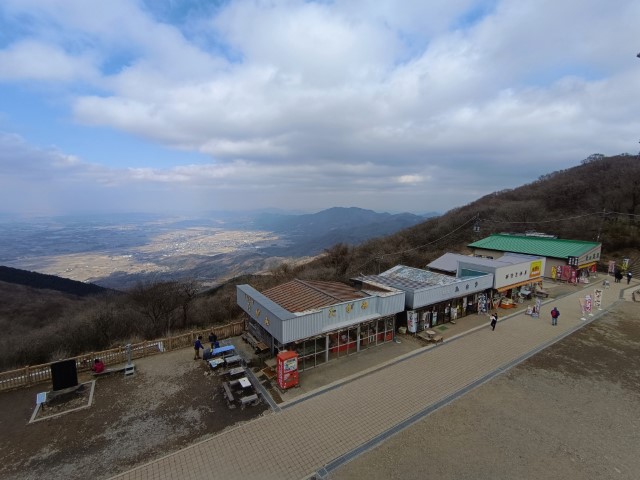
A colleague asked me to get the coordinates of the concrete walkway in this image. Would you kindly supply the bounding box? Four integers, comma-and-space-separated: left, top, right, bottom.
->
111, 279, 633, 480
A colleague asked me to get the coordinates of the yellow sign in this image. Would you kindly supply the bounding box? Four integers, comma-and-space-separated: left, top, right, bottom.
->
529, 260, 542, 278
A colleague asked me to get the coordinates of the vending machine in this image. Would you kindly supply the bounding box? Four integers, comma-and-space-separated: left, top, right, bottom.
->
276, 350, 299, 390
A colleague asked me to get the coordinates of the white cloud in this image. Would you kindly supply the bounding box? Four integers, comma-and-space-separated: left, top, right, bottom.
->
0, 40, 98, 82
1, 0, 640, 216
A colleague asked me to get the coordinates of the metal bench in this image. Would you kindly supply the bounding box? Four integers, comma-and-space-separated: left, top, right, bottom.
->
221, 382, 236, 408
239, 393, 259, 409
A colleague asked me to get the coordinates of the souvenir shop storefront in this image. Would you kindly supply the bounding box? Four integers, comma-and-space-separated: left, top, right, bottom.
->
428, 253, 547, 307
237, 279, 404, 372
468, 234, 601, 280
354, 265, 494, 330
456, 254, 547, 307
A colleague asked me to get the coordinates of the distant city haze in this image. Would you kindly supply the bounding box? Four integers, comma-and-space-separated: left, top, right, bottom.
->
0, 208, 428, 289
1, 1, 639, 217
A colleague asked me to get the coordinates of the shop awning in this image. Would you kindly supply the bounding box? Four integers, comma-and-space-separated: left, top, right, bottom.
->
578, 261, 597, 269
496, 278, 541, 293
320, 313, 382, 333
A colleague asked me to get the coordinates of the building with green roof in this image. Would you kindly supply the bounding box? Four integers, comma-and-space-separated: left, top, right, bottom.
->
468, 234, 601, 279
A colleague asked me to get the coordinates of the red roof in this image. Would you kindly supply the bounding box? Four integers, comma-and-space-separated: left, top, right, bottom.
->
263, 279, 367, 313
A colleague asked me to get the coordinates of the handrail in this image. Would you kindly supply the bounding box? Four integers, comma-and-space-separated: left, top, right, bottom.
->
0, 320, 245, 392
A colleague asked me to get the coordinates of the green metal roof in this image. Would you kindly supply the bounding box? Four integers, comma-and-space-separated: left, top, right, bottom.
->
468, 234, 600, 259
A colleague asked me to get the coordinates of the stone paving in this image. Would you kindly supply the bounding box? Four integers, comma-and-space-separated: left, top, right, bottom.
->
111, 278, 632, 480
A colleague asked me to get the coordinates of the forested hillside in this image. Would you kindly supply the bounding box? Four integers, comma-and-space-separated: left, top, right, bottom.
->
1, 154, 638, 370
263, 154, 639, 283
0, 266, 108, 296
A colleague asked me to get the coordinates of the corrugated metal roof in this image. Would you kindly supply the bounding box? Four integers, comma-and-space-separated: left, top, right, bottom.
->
468, 234, 600, 258
262, 279, 366, 313
428, 252, 542, 272
381, 265, 459, 287
360, 265, 470, 292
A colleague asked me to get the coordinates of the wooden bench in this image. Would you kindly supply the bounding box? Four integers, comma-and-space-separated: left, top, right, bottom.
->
239, 393, 259, 409
243, 332, 270, 354
222, 382, 235, 408
92, 366, 128, 377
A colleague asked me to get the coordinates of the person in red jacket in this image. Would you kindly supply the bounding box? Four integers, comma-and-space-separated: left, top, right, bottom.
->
91, 358, 105, 374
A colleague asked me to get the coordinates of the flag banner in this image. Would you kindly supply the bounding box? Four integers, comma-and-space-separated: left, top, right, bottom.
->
585, 295, 592, 314
578, 298, 587, 315
593, 289, 603, 308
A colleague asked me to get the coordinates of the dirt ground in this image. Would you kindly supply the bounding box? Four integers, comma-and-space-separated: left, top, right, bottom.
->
0, 346, 268, 480
330, 301, 640, 480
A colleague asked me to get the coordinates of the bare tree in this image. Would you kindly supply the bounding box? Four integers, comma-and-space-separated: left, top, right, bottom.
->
129, 281, 183, 337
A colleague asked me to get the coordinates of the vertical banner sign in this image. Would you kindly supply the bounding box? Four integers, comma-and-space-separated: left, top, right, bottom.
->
585, 295, 592, 314
570, 268, 577, 284
551, 265, 557, 280
533, 298, 541, 318
478, 293, 487, 313
578, 298, 587, 316
608, 261, 616, 275
407, 310, 417, 333
593, 289, 603, 309
622, 258, 630, 271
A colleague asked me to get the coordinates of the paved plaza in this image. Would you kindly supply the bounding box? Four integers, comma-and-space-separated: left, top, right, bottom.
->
111, 279, 632, 480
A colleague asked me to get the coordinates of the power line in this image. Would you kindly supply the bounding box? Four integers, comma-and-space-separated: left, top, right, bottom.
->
481, 211, 601, 224
348, 215, 479, 275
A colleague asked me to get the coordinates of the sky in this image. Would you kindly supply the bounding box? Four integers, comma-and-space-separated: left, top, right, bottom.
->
1, 0, 639, 218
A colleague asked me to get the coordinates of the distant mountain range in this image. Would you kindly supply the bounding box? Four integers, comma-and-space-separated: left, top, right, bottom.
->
0, 206, 438, 290
249, 207, 435, 255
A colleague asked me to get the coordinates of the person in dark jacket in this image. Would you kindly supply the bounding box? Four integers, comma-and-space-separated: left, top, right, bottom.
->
627, 271, 633, 284
194, 335, 204, 360
490, 313, 498, 331
208, 331, 218, 349
551, 307, 560, 326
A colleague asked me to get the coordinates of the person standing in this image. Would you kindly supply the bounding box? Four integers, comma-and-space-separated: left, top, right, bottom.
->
209, 331, 218, 349
490, 313, 498, 331
550, 307, 560, 326
627, 271, 633, 284
194, 335, 204, 360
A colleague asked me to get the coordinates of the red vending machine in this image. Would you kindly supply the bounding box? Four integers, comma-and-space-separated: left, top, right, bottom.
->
276, 351, 299, 390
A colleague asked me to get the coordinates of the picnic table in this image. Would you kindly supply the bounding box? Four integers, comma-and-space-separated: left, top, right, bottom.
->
224, 355, 242, 366
212, 345, 235, 356
418, 329, 444, 345
221, 366, 245, 378
208, 358, 225, 369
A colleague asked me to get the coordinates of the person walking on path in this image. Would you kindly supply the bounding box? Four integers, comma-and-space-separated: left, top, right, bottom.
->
550, 307, 560, 326
490, 313, 498, 331
194, 335, 204, 360
627, 271, 633, 284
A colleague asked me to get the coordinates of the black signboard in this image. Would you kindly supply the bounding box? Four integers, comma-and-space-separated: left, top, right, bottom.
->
567, 256, 579, 267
